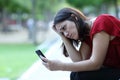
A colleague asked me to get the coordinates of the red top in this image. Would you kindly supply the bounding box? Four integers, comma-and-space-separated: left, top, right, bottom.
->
85, 14, 120, 68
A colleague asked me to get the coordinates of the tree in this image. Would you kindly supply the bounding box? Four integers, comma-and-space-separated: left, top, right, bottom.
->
0, 0, 31, 32
66, 0, 120, 18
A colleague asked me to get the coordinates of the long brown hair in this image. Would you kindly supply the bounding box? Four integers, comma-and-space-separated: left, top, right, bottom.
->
53, 7, 89, 57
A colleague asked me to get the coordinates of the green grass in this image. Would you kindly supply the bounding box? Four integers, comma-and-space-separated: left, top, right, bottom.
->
0, 43, 42, 80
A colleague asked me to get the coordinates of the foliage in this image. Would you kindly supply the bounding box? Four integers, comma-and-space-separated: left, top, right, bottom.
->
66, 0, 100, 9
0, 0, 69, 20
66, 0, 119, 16
36, 0, 67, 20
0, 0, 31, 13
66, 0, 114, 9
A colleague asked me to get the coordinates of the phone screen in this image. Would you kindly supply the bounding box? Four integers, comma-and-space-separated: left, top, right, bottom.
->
35, 50, 46, 62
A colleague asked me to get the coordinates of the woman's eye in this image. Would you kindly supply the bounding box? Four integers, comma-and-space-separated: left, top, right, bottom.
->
62, 27, 64, 30
62, 26, 66, 30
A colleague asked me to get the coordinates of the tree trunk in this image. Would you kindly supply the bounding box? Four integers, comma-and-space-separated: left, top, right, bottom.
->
31, 0, 37, 45
2, 8, 9, 32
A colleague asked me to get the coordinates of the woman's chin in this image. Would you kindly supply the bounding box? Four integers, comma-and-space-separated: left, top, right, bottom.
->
73, 38, 78, 40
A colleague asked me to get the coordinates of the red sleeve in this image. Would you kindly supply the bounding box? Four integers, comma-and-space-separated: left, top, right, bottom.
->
90, 14, 120, 40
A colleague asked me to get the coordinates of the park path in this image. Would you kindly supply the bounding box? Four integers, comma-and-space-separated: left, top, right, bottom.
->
0, 29, 28, 43
0, 28, 48, 44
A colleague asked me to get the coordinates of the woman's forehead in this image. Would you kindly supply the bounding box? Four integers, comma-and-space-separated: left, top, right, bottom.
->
55, 20, 70, 27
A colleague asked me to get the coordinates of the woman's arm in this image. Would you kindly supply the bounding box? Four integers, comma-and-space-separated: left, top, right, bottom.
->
61, 36, 82, 62
79, 42, 91, 60
52, 26, 82, 62
61, 36, 90, 62
62, 31, 110, 72
41, 31, 110, 71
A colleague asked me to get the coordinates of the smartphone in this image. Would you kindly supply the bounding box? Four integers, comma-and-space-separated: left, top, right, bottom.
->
35, 50, 46, 62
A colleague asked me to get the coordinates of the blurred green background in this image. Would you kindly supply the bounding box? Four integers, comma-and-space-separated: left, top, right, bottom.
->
0, 44, 36, 79
0, 0, 120, 80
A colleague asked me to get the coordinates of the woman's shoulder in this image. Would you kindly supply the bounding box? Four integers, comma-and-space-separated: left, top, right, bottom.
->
92, 13, 120, 26
90, 14, 120, 39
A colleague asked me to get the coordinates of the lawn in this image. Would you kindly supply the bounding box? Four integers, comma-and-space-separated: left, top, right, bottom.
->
0, 43, 43, 80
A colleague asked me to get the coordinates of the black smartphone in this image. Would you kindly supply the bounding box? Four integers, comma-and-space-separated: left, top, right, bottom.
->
35, 50, 46, 62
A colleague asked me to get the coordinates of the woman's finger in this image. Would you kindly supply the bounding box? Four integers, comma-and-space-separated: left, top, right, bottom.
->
40, 55, 48, 63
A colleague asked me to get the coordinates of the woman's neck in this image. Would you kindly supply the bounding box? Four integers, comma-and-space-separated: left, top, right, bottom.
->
85, 17, 96, 30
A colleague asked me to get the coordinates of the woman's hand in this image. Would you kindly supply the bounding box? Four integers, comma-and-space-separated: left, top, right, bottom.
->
40, 56, 65, 71
52, 25, 65, 38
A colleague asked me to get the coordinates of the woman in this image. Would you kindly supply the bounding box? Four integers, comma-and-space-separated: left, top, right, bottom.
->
41, 7, 120, 80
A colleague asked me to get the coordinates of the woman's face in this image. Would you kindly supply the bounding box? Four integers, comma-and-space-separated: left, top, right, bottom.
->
55, 20, 79, 40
